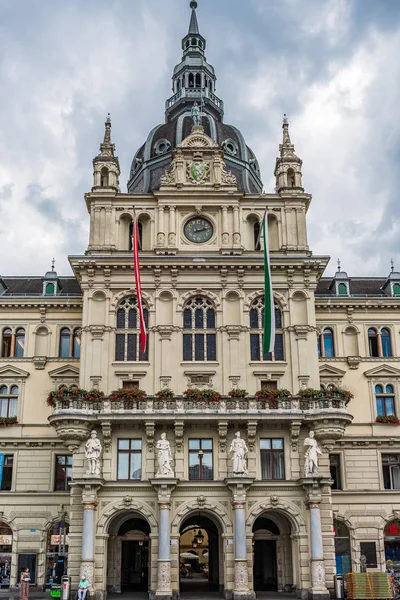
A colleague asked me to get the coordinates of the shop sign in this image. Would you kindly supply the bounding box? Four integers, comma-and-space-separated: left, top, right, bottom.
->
50, 535, 69, 546
389, 523, 399, 535
0, 535, 12, 546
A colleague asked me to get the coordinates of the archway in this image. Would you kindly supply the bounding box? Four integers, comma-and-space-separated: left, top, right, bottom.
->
334, 520, 352, 576
179, 513, 221, 596
46, 521, 69, 588
0, 522, 13, 589
252, 512, 294, 593
106, 513, 151, 595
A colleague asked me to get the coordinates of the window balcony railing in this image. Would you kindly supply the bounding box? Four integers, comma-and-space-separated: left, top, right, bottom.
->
165, 87, 224, 111
49, 394, 351, 416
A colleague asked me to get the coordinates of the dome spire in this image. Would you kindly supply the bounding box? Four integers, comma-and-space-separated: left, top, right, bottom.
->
92, 114, 120, 192
188, 1, 199, 35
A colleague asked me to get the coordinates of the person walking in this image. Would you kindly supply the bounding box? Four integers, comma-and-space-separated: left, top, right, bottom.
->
20, 568, 30, 600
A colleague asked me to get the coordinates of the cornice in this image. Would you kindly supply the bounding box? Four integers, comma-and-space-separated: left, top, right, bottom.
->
0, 298, 82, 309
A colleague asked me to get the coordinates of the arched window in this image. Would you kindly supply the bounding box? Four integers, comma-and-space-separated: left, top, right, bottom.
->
249, 298, 284, 361
287, 168, 295, 187
381, 328, 392, 357
253, 222, 261, 251
45, 282, 55, 296
1, 328, 25, 358
100, 167, 109, 187
191, 38, 196, 46
188, 73, 194, 88
59, 328, 80, 358
368, 328, 379, 357
334, 520, 352, 576
115, 297, 149, 362
318, 328, 335, 358
183, 297, 216, 361
368, 328, 392, 357
0, 385, 18, 418
375, 384, 395, 417
195, 73, 201, 88
393, 283, 400, 296
338, 283, 347, 295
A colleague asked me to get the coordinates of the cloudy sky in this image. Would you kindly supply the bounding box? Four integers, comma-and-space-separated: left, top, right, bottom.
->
0, 0, 399, 277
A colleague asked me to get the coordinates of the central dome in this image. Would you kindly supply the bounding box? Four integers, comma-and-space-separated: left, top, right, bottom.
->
127, 2, 263, 195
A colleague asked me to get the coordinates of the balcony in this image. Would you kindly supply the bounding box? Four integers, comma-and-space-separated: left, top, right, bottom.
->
165, 87, 224, 112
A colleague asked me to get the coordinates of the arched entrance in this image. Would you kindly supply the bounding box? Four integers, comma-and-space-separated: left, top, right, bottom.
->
0, 522, 13, 589
179, 514, 221, 596
252, 512, 293, 593
106, 512, 151, 594
46, 521, 69, 587
334, 520, 352, 577
384, 520, 400, 576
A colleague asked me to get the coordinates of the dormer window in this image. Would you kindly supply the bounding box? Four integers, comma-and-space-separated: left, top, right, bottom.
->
45, 282, 55, 296
338, 283, 347, 295
101, 167, 109, 187
393, 283, 400, 296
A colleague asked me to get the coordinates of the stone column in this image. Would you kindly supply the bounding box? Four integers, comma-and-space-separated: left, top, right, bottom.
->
225, 477, 255, 600
151, 479, 178, 600
168, 205, 176, 247
157, 206, 165, 247
80, 483, 102, 590
221, 205, 230, 248
232, 205, 241, 247
300, 478, 330, 600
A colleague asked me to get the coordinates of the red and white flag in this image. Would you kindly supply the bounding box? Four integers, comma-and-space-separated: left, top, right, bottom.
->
132, 211, 147, 354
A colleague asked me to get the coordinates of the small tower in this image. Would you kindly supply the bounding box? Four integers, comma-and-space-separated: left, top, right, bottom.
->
274, 114, 304, 193
329, 260, 350, 296
382, 260, 400, 297
43, 259, 59, 296
92, 114, 120, 192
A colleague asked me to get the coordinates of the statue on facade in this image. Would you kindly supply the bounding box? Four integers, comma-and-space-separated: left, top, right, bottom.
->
230, 432, 248, 475
156, 433, 174, 477
303, 431, 322, 476
191, 102, 201, 127
85, 430, 102, 476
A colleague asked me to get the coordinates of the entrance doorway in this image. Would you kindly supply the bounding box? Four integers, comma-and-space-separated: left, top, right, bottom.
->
106, 514, 150, 595
179, 514, 220, 596
252, 513, 294, 593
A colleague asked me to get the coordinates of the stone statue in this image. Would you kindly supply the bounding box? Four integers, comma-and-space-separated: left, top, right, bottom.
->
191, 102, 201, 127
85, 430, 102, 476
230, 432, 248, 475
156, 433, 174, 477
304, 431, 322, 476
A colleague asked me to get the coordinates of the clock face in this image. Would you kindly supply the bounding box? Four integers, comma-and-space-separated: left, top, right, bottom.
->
184, 217, 214, 244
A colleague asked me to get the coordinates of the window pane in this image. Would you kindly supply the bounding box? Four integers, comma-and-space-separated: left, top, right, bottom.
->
275, 307, 282, 329
382, 334, 392, 357
139, 336, 149, 361
0, 386, 7, 394
260, 439, 271, 450
323, 331, 334, 358
0, 400, 7, 418
250, 308, 258, 329
183, 334, 192, 361
250, 334, 260, 361
118, 440, 130, 450
195, 308, 203, 329
189, 453, 200, 480
274, 334, 284, 361
131, 440, 142, 450
9, 399, 17, 417
375, 385, 383, 393
57, 455, 66, 465
128, 308, 137, 329
130, 453, 142, 480
272, 439, 283, 450
117, 453, 129, 479
273, 451, 285, 479
317, 336, 322, 357
261, 451, 272, 479
117, 308, 125, 329
206, 334, 216, 361
127, 334, 137, 361
194, 334, 204, 361
59, 331, 70, 358
183, 309, 192, 329
15, 334, 25, 357
201, 453, 213, 480
189, 439, 200, 450
376, 397, 385, 416
207, 309, 215, 329
73, 334, 80, 359
10, 385, 18, 394
386, 398, 395, 416
369, 334, 379, 357
386, 385, 394, 394
115, 334, 125, 361
201, 439, 212, 450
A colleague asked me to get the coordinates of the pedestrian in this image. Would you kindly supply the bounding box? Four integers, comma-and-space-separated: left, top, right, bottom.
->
77, 576, 90, 600
20, 568, 30, 600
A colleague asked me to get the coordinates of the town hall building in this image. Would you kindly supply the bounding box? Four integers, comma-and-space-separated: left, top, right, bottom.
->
1, 2, 400, 599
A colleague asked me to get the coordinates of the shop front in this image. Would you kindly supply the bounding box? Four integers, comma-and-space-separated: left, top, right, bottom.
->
0, 522, 13, 589
46, 522, 69, 588
384, 520, 400, 575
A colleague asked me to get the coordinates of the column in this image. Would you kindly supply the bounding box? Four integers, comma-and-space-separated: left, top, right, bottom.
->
157, 206, 165, 247
168, 205, 176, 247
232, 205, 241, 247
80, 498, 98, 587
308, 499, 329, 599
225, 477, 255, 600
151, 480, 178, 600
221, 205, 229, 248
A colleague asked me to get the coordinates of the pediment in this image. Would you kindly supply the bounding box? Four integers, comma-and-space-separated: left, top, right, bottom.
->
48, 365, 80, 378
179, 126, 218, 149
0, 364, 30, 379
319, 364, 346, 377
364, 364, 400, 378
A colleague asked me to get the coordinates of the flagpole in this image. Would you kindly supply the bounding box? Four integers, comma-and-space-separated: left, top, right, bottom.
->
255, 207, 268, 251
132, 209, 147, 355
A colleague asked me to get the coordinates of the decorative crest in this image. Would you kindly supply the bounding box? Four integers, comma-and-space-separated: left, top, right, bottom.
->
337, 259, 341, 273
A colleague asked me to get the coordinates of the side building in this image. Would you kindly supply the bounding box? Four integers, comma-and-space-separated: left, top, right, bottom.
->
0, 3, 399, 599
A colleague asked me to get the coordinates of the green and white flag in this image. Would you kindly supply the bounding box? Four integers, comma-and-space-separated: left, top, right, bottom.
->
263, 212, 275, 355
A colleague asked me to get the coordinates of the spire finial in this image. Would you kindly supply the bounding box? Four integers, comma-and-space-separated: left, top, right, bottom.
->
391, 258, 394, 273
283, 113, 288, 125
190, 1, 198, 9
337, 258, 341, 272
188, 0, 200, 34
106, 112, 111, 124
51, 258, 55, 272
104, 113, 111, 144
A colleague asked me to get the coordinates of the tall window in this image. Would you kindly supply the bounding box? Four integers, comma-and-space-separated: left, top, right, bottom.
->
375, 384, 395, 417
54, 455, 72, 491
0, 456, 13, 491
368, 328, 392, 358
189, 439, 213, 480
382, 454, 400, 490
129, 221, 143, 251
334, 521, 352, 575
117, 440, 142, 480
250, 298, 284, 361
115, 298, 149, 362
59, 328, 80, 358
318, 328, 335, 358
330, 454, 342, 490
254, 222, 261, 250
1, 328, 25, 358
183, 297, 216, 361
0, 386, 18, 418
260, 439, 285, 480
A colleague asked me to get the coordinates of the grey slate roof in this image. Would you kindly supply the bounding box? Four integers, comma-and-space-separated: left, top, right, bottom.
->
316, 278, 388, 297
0, 277, 81, 297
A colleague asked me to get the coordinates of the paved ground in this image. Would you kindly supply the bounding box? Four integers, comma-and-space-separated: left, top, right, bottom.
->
0, 589, 297, 600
